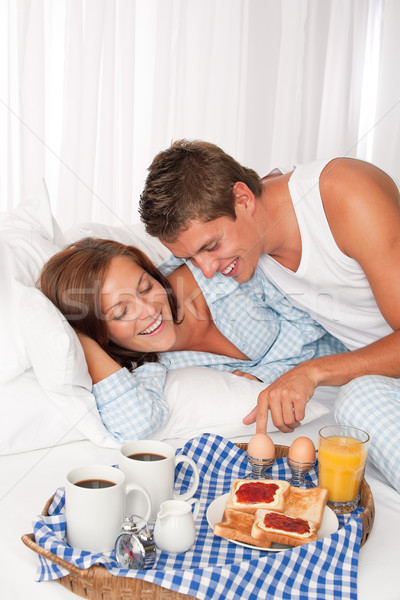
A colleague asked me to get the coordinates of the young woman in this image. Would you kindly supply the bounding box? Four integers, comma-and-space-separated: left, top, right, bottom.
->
39, 237, 346, 442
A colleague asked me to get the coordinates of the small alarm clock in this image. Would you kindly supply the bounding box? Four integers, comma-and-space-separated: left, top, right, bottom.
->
114, 515, 156, 570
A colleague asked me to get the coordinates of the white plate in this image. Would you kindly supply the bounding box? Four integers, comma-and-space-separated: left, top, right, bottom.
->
206, 493, 339, 552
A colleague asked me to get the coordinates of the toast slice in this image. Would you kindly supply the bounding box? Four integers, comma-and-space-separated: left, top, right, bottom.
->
251, 509, 318, 547
250, 486, 328, 547
225, 479, 290, 514
214, 508, 272, 548
284, 486, 328, 530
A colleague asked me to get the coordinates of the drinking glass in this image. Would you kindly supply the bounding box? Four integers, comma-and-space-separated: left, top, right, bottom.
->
318, 425, 369, 514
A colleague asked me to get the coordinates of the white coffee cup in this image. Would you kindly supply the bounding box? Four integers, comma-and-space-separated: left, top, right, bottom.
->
65, 464, 151, 553
119, 440, 200, 522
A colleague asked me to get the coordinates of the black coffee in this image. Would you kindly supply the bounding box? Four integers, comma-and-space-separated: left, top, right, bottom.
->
75, 479, 116, 489
127, 452, 166, 462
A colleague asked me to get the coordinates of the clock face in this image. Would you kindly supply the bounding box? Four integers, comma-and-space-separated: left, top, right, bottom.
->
115, 534, 144, 569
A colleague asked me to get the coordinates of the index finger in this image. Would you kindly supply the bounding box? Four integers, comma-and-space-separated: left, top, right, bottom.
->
255, 391, 269, 434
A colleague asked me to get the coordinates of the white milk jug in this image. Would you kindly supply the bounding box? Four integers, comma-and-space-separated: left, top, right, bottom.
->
154, 498, 200, 554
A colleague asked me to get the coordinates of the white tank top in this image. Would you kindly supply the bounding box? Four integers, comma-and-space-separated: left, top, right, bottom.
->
258, 158, 393, 350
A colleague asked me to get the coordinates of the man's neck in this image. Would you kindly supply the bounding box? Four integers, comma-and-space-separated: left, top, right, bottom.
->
258, 172, 302, 272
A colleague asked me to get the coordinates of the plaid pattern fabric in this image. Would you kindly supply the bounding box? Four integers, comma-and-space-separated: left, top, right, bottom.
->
336, 375, 400, 493
93, 362, 169, 443
33, 434, 362, 600
159, 256, 347, 383
93, 260, 347, 441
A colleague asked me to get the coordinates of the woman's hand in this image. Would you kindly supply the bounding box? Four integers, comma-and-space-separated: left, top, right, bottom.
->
232, 370, 261, 382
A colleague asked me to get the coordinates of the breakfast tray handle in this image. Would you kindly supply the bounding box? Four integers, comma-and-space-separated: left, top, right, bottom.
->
21, 494, 88, 577
21, 533, 87, 577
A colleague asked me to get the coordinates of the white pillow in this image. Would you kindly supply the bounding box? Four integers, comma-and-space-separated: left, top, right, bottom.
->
155, 367, 330, 442
0, 363, 330, 455
0, 183, 118, 452
0, 180, 64, 382
64, 221, 170, 265
0, 370, 85, 455
17, 284, 117, 448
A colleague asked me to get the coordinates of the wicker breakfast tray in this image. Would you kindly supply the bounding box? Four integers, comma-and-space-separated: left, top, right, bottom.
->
21, 443, 375, 600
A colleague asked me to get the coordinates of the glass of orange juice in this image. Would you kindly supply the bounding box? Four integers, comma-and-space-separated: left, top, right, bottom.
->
318, 426, 369, 514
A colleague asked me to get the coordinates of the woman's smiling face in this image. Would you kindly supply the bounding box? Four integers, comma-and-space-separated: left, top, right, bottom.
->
101, 256, 176, 354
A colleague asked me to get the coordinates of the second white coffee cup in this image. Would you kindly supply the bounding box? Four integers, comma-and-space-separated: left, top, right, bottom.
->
119, 440, 200, 522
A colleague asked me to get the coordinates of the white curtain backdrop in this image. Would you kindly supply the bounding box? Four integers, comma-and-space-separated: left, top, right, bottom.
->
1, 0, 399, 230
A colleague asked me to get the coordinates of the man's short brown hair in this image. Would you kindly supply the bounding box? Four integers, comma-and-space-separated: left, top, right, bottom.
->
139, 139, 262, 242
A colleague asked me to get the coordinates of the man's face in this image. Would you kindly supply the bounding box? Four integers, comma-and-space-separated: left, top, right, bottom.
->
163, 214, 264, 283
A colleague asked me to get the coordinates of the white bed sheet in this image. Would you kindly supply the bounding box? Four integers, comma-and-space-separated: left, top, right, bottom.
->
1, 387, 399, 600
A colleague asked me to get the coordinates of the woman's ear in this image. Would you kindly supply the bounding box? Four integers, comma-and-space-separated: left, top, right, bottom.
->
233, 181, 256, 215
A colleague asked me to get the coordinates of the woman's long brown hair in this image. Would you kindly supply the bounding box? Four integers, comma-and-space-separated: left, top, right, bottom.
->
38, 237, 180, 371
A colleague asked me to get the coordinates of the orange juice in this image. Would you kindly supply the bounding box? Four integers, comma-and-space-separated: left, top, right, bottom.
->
318, 435, 368, 503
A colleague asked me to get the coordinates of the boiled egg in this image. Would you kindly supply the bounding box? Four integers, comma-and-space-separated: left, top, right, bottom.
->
288, 436, 316, 463
247, 433, 275, 460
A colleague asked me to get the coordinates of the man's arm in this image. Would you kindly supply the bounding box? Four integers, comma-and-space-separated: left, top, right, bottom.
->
323, 157, 400, 334
244, 331, 400, 433
245, 158, 400, 433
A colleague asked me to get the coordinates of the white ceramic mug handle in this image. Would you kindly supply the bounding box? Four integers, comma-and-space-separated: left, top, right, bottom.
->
188, 497, 200, 521
125, 483, 152, 522
173, 455, 200, 502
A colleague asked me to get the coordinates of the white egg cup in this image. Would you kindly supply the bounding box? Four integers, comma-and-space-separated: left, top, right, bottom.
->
287, 457, 316, 488
245, 454, 275, 479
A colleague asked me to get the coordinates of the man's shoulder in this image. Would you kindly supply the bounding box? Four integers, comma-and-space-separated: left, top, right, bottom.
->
320, 157, 398, 198
320, 158, 400, 254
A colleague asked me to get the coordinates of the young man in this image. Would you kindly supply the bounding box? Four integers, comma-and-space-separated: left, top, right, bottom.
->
140, 139, 400, 491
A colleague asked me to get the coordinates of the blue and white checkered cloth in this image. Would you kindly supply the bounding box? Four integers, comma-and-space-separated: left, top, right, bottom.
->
33, 433, 363, 600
